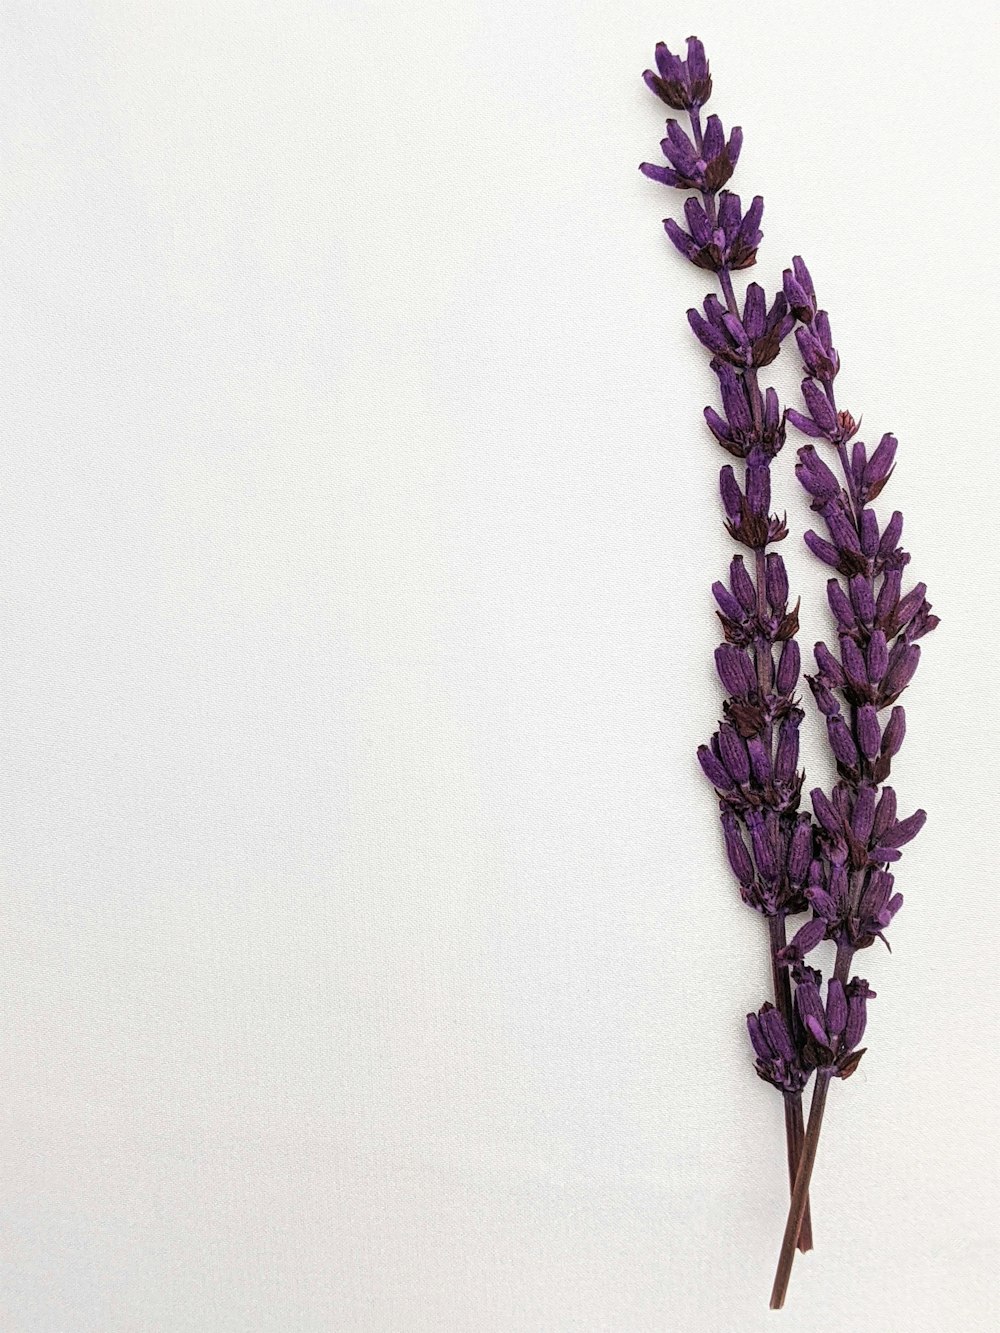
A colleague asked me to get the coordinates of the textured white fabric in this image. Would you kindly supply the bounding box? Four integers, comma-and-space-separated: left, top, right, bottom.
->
2, 2, 997, 1328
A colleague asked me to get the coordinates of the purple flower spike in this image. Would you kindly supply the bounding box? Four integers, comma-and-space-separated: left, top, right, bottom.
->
790, 975, 872, 1079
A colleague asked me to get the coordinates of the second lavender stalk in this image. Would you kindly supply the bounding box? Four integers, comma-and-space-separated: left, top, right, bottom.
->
764, 257, 938, 1307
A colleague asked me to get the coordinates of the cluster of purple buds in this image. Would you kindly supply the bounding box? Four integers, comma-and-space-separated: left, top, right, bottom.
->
661, 190, 763, 273
704, 362, 785, 458
711, 553, 799, 651
748, 974, 874, 1090
642, 36, 712, 112
719, 808, 810, 915
750, 976, 874, 1092
747, 1002, 811, 1094
639, 115, 742, 193
719, 458, 788, 549
688, 283, 793, 374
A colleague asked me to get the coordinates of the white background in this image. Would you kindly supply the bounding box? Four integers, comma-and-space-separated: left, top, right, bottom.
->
2, 2, 998, 1329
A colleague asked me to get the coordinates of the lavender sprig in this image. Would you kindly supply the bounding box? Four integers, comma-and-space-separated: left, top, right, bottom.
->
639, 36, 814, 1250
766, 259, 938, 1307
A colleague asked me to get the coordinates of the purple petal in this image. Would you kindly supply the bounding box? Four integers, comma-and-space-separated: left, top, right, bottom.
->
866, 629, 889, 683
722, 811, 754, 884
814, 640, 846, 687
663, 217, 695, 260
810, 788, 841, 835
760, 1006, 797, 1063
787, 816, 813, 882
851, 784, 876, 843
878, 510, 904, 559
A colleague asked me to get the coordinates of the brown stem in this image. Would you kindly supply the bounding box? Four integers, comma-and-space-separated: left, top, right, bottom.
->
769, 1071, 832, 1309
767, 914, 813, 1252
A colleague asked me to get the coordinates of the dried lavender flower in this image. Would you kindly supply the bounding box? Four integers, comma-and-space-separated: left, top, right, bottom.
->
640, 34, 814, 1252
637, 34, 938, 1309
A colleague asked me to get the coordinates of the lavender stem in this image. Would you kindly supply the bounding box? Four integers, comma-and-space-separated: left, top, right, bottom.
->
769, 936, 853, 1300
768, 913, 813, 1252
769, 1071, 832, 1308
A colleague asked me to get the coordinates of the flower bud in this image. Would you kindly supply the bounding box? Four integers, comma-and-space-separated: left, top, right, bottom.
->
730, 555, 757, 611
866, 629, 889, 683
716, 644, 756, 696
721, 812, 754, 886
880, 705, 906, 759
698, 743, 734, 790
827, 716, 859, 767
718, 724, 750, 783
814, 640, 845, 687
857, 704, 881, 760
774, 716, 800, 783
765, 553, 788, 611
849, 575, 875, 624
776, 638, 800, 694
719, 466, 743, 526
